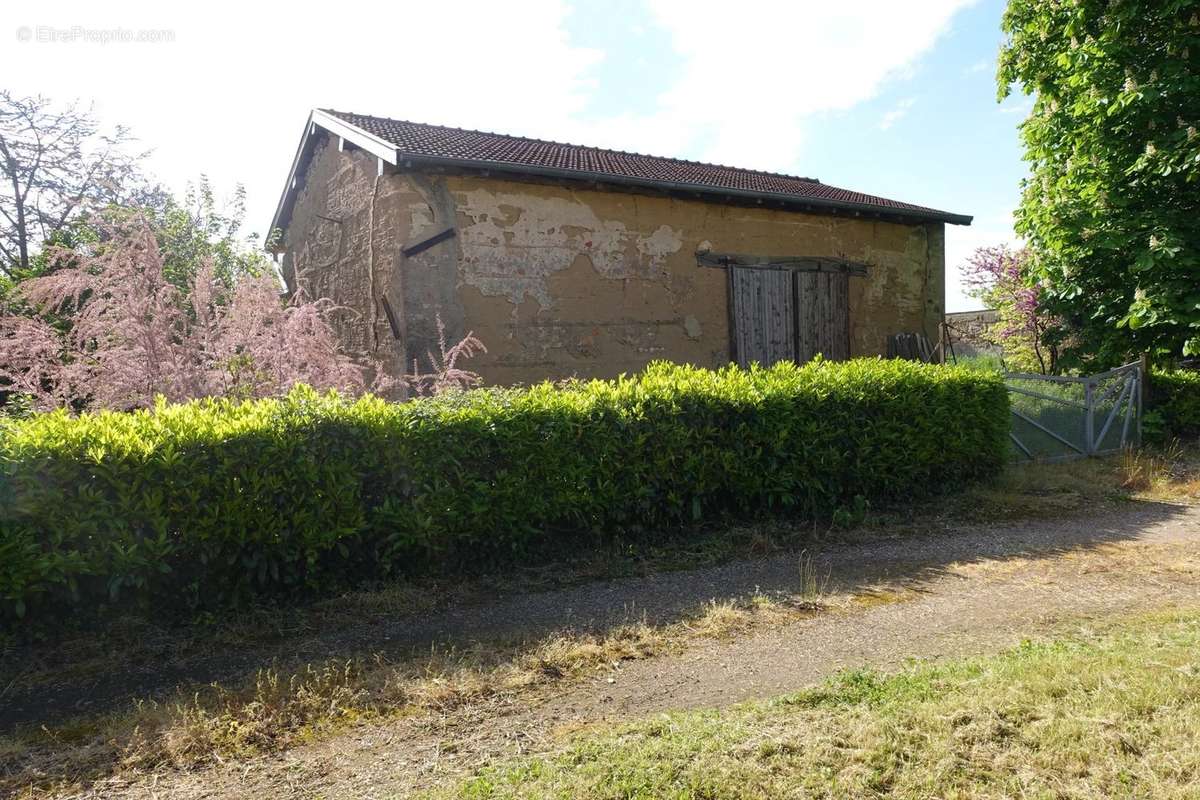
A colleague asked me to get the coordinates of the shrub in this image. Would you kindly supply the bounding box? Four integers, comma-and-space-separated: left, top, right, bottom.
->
0, 359, 1009, 624
0, 213, 367, 412
1146, 368, 1200, 442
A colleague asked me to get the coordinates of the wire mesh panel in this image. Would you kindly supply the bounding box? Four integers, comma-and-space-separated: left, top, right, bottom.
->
1006, 362, 1140, 462
1006, 374, 1088, 460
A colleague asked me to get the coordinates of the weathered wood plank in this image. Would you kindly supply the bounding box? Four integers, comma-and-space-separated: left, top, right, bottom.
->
729, 266, 796, 367
731, 267, 755, 368
380, 294, 402, 340
401, 227, 456, 258
795, 271, 849, 363
697, 251, 870, 276
730, 265, 849, 367
829, 272, 850, 360
795, 272, 817, 362
763, 268, 794, 365
816, 272, 832, 358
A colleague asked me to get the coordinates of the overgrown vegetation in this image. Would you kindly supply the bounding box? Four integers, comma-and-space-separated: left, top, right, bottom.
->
427, 610, 1200, 799
1147, 368, 1200, 443
0, 359, 1009, 624
0, 213, 368, 411
1113, 441, 1200, 500
0, 89, 153, 282
961, 245, 1059, 374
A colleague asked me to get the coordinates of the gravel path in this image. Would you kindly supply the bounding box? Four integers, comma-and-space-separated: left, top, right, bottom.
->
59, 501, 1199, 799
5, 494, 1187, 729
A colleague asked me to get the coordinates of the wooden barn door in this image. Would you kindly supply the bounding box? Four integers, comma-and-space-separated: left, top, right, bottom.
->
730, 266, 796, 368
729, 266, 849, 367
795, 271, 850, 362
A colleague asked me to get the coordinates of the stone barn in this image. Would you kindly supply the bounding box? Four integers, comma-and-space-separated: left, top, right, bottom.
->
269, 109, 972, 387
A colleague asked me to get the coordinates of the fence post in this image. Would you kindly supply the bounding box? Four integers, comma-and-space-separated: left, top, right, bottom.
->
1138, 352, 1149, 447
1084, 379, 1096, 455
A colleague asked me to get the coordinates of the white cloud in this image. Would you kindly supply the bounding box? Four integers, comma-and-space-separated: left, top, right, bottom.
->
522, 1, 973, 172
1, 0, 603, 239
879, 97, 917, 131
632, 0, 972, 169
2, 0, 974, 240
965, 58, 991, 75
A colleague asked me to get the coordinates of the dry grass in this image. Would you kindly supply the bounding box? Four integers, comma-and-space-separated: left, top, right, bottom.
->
0, 590, 823, 798
939, 457, 1120, 521
1116, 441, 1200, 500
428, 610, 1200, 799
4, 445, 1197, 797
796, 549, 831, 603
0, 584, 447, 701
922, 443, 1200, 526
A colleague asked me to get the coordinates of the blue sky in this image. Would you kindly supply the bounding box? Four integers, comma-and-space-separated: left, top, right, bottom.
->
4, 0, 1030, 311
563, 0, 1030, 311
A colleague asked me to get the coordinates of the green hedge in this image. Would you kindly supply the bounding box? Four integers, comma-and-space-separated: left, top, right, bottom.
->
0, 359, 1010, 623
1147, 368, 1200, 441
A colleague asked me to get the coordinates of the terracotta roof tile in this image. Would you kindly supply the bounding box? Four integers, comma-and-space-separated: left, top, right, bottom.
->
320, 109, 970, 225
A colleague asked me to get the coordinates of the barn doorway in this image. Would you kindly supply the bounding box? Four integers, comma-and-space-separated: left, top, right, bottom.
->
728, 266, 850, 368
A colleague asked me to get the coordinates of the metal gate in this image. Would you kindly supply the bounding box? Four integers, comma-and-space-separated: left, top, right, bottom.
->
1006, 361, 1142, 461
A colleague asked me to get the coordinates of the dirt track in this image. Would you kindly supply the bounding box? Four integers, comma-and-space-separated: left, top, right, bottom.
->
52, 501, 1199, 799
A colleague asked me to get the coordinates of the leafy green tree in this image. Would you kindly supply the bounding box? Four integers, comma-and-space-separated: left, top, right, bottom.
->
149, 176, 272, 290
999, 0, 1200, 366
0, 90, 152, 278
0, 92, 267, 298
4, 176, 271, 301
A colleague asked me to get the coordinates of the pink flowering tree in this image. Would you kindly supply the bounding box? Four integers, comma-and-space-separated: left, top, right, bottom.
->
0, 214, 367, 411
961, 244, 1059, 374
403, 314, 486, 397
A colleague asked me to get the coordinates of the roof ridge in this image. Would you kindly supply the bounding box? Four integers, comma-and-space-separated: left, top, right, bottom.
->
298, 108, 972, 227
320, 108, 823, 185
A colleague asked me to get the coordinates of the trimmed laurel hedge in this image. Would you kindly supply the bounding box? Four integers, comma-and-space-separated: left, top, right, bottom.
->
0, 359, 1009, 623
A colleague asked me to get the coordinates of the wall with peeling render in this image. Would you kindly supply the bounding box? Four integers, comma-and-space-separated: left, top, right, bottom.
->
282, 134, 945, 389
283, 135, 399, 381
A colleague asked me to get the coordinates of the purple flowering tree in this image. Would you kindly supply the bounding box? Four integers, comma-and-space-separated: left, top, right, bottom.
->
961, 244, 1059, 374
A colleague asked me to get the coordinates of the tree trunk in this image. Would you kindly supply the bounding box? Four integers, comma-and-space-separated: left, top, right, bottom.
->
0, 137, 29, 271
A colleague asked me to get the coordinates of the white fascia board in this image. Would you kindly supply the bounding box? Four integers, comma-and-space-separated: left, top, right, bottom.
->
309, 109, 400, 164
266, 109, 401, 249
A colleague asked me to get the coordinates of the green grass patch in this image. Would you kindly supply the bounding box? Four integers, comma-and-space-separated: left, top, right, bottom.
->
426, 611, 1200, 799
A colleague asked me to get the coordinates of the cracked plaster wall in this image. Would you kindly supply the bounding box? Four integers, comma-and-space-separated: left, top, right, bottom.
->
283, 138, 945, 387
